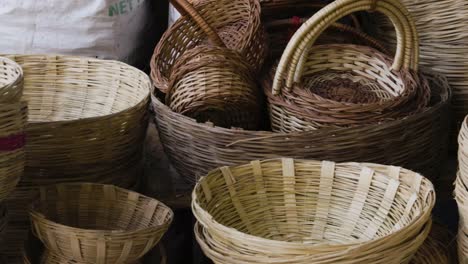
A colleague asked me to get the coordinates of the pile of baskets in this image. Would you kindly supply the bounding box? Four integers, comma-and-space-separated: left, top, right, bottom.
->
192, 158, 435, 263
456, 117, 468, 262
0, 55, 152, 261
151, 0, 450, 186
27, 183, 173, 263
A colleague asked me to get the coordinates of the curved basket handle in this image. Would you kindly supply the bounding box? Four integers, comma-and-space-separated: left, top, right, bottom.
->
272, 0, 419, 95
170, 0, 226, 47
266, 18, 389, 55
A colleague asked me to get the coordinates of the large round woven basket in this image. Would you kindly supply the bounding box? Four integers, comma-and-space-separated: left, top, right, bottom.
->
2, 55, 151, 185
29, 183, 173, 264
192, 158, 435, 263
151, 0, 266, 93
152, 70, 450, 184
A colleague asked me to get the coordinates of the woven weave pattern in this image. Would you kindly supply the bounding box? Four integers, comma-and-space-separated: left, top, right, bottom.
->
166, 46, 261, 129
151, 0, 266, 92
192, 158, 434, 263
153, 72, 449, 184
30, 183, 173, 264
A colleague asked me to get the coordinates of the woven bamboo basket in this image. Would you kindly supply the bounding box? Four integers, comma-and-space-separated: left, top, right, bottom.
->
29, 183, 173, 264
152, 67, 450, 184
410, 224, 456, 264
22, 231, 167, 264
165, 45, 261, 129
192, 158, 435, 263
266, 0, 430, 132
151, 0, 267, 93
456, 117, 468, 262
0, 55, 151, 185
367, 0, 468, 127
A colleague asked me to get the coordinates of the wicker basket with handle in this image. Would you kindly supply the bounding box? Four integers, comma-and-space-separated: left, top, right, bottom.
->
165, 45, 261, 129
29, 183, 173, 264
151, 0, 267, 93
192, 158, 435, 263
266, 0, 430, 132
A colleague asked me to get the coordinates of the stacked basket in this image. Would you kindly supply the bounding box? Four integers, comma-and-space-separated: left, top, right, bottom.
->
27, 183, 173, 263
192, 158, 435, 263
152, 0, 450, 186
0, 57, 27, 258
0, 55, 151, 261
368, 0, 468, 135
455, 116, 468, 262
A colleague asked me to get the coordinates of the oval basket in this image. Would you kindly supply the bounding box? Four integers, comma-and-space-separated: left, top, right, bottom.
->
1, 55, 150, 186
192, 158, 434, 263
266, 0, 430, 132
151, 0, 267, 93
152, 70, 450, 184
29, 183, 173, 264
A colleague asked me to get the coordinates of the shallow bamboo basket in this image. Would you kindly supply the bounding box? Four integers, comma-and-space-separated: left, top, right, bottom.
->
151, 0, 267, 93
0, 57, 23, 102
30, 183, 173, 264
192, 158, 435, 263
152, 70, 450, 184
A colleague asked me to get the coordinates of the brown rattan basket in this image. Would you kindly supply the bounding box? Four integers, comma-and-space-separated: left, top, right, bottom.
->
29, 183, 173, 264
192, 158, 435, 263
266, 0, 430, 132
165, 45, 261, 129
151, 0, 267, 93
152, 70, 450, 184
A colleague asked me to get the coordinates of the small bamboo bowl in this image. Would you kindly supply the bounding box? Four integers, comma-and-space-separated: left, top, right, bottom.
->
29, 183, 173, 264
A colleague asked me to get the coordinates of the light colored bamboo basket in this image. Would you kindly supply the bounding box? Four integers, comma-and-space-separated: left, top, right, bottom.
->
368, 0, 468, 127
410, 224, 456, 264
192, 158, 435, 263
1, 55, 151, 185
151, 0, 267, 93
165, 45, 261, 130
29, 183, 173, 264
266, 0, 430, 132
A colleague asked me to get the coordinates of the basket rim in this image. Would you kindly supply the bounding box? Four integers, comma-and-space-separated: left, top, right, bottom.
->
191, 158, 435, 250
2, 54, 151, 125
29, 183, 174, 236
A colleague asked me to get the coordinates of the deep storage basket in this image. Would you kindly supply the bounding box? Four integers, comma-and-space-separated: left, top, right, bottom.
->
30, 183, 173, 264
151, 0, 266, 93
192, 158, 434, 263
152, 71, 450, 184
165, 45, 261, 129
267, 0, 430, 132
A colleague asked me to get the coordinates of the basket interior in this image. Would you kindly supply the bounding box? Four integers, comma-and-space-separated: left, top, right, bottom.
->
9, 56, 149, 123
195, 160, 428, 244
32, 185, 172, 232
301, 45, 407, 102
0, 58, 21, 88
